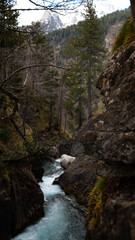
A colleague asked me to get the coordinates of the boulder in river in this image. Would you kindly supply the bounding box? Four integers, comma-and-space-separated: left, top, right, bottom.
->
60, 154, 76, 169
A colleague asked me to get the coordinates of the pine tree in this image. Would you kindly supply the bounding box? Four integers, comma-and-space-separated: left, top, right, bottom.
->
64, 0, 106, 119
64, 63, 87, 131
0, 0, 19, 84
0, 0, 19, 47
43, 69, 60, 131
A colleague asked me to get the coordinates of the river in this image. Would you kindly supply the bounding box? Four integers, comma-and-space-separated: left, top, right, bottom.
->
12, 158, 86, 240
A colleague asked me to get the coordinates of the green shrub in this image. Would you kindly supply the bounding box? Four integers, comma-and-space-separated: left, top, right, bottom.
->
112, 18, 135, 54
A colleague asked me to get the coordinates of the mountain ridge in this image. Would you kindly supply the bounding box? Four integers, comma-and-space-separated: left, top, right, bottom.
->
40, 2, 130, 33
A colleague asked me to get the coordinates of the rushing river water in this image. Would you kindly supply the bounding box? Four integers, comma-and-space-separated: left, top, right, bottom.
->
12, 159, 86, 240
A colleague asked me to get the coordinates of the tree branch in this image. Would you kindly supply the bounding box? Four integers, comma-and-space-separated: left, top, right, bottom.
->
1, 64, 69, 88
0, 147, 46, 163
0, 8, 49, 12
0, 0, 84, 12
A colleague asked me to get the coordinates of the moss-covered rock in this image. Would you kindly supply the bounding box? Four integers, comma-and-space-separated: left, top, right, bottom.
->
112, 18, 135, 54
86, 177, 106, 231
86, 177, 135, 240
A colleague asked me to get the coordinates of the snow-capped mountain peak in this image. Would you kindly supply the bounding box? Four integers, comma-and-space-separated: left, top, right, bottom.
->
41, 11, 64, 32
40, 0, 130, 32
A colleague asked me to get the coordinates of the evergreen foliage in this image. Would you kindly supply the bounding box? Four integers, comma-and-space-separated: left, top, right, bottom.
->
63, 1, 105, 130
0, 0, 22, 89
48, 24, 77, 45
0, 0, 131, 142
48, 7, 131, 48
64, 64, 87, 132
101, 7, 131, 35
0, 0, 19, 48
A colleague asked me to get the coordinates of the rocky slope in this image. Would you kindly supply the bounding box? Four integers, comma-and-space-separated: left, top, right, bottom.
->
0, 99, 45, 240
58, 41, 135, 240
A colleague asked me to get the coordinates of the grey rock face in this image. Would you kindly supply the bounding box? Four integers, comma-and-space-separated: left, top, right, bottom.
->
0, 166, 44, 240
72, 41, 135, 164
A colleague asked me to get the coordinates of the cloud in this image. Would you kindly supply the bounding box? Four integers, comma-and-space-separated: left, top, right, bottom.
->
16, 0, 130, 26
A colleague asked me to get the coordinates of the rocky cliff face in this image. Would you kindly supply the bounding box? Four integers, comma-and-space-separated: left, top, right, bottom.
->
0, 163, 44, 240
105, 21, 123, 52
59, 41, 135, 240
82, 41, 135, 164
71, 40, 135, 164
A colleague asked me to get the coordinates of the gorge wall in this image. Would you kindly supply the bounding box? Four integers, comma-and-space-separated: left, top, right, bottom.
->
59, 41, 135, 240
0, 162, 44, 240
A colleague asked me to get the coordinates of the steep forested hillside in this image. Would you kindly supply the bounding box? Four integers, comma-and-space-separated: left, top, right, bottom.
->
48, 7, 131, 51
45, 7, 131, 133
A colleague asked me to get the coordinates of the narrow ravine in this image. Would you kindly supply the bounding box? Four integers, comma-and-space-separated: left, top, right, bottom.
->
12, 159, 86, 240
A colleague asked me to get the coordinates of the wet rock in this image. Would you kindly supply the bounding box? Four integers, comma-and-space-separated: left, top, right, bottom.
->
86, 177, 135, 240
59, 155, 98, 204
30, 146, 59, 182
30, 153, 44, 182
53, 177, 59, 185
0, 165, 44, 240
59, 156, 135, 205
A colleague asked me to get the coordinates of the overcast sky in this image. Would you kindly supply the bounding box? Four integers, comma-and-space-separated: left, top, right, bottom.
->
16, 0, 130, 26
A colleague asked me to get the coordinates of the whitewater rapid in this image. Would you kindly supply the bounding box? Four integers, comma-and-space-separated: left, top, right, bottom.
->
12, 159, 86, 240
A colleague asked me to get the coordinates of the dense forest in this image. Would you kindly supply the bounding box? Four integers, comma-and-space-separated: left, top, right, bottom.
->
0, 0, 135, 240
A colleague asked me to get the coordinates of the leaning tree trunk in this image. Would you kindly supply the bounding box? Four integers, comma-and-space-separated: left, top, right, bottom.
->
130, 0, 135, 29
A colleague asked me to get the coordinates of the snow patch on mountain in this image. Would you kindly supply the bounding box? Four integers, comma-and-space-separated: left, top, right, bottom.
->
40, 0, 130, 32
41, 11, 64, 32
